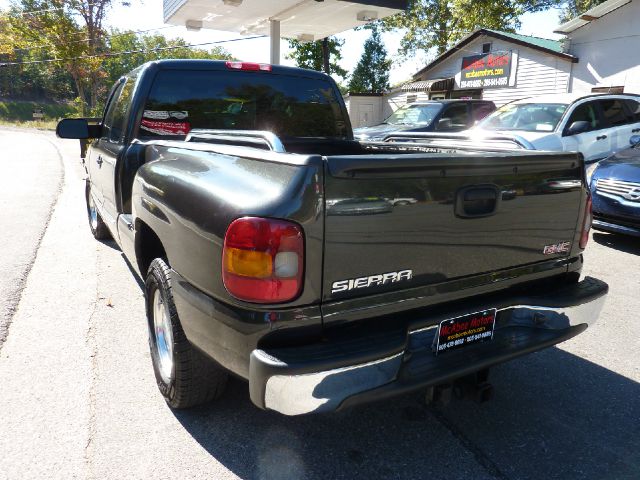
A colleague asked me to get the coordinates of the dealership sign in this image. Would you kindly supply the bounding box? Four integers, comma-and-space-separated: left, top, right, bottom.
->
459, 51, 512, 89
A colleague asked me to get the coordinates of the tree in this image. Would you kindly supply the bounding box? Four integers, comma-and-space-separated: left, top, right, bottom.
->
560, 0, 607, 22
5, 0, 133, 113
286, 37, 348, 79
379, 0, 563, 58
348, 28, 391, 93
103, 30, 232, 87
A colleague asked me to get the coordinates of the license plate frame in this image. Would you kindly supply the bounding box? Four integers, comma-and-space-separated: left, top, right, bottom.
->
435, 309, 497, 355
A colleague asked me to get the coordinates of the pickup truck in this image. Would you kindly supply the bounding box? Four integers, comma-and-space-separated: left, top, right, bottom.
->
57, 60, 608, 416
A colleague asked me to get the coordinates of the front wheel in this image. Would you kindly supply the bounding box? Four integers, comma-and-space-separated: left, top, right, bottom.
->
145, 258, 228, 409
85, 181, 110, 240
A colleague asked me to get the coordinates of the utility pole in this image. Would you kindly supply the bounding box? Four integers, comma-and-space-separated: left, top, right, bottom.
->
322, 37, 330, 74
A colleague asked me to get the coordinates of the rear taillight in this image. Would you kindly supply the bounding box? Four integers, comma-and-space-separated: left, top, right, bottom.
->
579, 195, 592, 249
222, 217, 304, 303
225, 61, 272, 72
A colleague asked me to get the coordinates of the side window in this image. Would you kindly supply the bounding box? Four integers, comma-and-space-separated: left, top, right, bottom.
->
108, 79, 136, 143
566, 102, 601, 133
472, 103, 495, 123
102, 82, 125, 140
623, 99, 640, 122
440, 103, 468, 129
599, 99, 633, 127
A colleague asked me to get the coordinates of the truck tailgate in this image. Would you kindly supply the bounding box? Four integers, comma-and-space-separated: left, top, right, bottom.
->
322, 152, 584, 301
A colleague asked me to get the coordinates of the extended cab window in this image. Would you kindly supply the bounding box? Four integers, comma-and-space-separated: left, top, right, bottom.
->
139, 70, 348, 139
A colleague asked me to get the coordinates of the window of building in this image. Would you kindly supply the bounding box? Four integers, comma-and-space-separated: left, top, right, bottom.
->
482, 42, 492, 54
591, 86, 624, 94
406, 94, 417, 103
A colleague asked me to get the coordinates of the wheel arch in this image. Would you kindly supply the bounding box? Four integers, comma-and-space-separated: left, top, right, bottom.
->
135, 219, 168, 276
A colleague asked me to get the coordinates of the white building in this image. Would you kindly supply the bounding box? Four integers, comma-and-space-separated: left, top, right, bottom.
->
555, 0, 640, 95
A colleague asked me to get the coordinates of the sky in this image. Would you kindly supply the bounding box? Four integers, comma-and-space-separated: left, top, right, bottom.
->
1, 0, 565, 85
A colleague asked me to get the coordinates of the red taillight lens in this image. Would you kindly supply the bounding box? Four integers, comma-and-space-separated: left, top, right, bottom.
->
222, 217, 304, 303
225, 61, 272, 72
579, 195, 592, 249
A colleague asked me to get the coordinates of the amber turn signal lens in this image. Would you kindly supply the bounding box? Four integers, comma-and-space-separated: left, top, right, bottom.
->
224, 248, 273, 278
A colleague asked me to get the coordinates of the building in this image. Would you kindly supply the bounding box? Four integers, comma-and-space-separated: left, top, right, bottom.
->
346, 29, 578, 128
555, 0, 640, 95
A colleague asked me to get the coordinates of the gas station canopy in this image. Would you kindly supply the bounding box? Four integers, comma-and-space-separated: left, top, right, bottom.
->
163, 0, 407, 42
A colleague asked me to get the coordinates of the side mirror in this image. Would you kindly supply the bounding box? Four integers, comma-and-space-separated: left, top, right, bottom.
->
566, 120, 590, 136
630, 135, 640, 147
436, 118, 453, 131
57, 118, 91, 139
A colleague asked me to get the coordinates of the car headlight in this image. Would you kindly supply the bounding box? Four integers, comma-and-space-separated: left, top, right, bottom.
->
585, 162, 599, 185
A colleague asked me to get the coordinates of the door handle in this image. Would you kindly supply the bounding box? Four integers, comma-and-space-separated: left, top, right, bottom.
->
632, 128, 640, 133
596, 135, 607, 140
455, 186, 499, 218
96, 155, 103, 167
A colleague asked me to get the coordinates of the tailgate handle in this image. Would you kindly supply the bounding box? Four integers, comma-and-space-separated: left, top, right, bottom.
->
455, 186, 500, 218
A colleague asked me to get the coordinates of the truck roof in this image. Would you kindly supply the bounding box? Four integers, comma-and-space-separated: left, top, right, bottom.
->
136, 59, 333, 82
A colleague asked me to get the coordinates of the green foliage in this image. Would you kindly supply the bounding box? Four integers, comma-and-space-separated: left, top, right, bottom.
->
0, 99, 75, 121
348, 28, 391, 93
103, 30, 232, 88
286, 37, 347, 79
378, 0, 563, 57
559, 0, 607, 22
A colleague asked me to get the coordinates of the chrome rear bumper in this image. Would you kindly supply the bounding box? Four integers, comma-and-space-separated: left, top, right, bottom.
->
250, 277, 608, 416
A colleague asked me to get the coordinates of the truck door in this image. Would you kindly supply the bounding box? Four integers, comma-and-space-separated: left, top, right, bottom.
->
92, 78, 135, 235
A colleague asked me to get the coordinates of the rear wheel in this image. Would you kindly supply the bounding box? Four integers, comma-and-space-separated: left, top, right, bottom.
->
85, 181, 110, 240
145, 258, 228, 409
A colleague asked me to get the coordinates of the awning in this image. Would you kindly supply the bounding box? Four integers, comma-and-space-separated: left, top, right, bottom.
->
401, 78, 454, 92
164, 0, 408, 41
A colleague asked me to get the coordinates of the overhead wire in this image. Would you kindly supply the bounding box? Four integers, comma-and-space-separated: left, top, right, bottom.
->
0, 35, 267, 66
11, 25, 182, 53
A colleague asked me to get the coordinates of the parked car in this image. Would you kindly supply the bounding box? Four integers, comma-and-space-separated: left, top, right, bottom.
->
354, 100, 495, 141
57, 60, 607, 416
589, 135, 640, 237
470, 93, 640, 163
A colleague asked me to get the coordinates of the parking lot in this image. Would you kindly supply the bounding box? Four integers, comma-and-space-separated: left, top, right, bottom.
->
0, 127, 638, 480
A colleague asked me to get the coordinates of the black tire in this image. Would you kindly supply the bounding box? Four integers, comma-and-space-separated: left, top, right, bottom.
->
145, 258, 228, 409
85, 181, 111, 240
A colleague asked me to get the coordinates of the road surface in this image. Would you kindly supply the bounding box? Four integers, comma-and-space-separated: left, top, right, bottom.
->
0, 127, 638, 480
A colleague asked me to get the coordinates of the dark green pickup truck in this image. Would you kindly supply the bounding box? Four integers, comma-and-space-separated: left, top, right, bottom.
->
57, 60, 607, 415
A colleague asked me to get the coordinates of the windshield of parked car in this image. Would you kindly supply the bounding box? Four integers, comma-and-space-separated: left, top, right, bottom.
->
139, 69, 348, 139
477, 103, 568, 132
384, 103, 443, 126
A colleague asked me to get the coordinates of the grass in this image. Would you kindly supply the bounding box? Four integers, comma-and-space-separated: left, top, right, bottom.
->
0, 100, 76, 130
0, 118, 60, 130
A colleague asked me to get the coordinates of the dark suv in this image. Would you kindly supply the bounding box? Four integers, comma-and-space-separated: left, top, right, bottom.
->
354, 99, 496, 141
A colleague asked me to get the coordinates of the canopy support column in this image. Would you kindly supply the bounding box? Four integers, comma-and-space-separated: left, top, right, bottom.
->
270, 19, 281, 65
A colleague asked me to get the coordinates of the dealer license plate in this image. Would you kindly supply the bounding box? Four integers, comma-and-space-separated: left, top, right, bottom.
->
435, 309, 497, 355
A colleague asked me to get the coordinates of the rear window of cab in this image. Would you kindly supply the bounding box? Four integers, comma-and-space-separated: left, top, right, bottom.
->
139, 69, 348, 139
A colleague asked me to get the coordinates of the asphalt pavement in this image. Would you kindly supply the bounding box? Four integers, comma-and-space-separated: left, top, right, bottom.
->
0, 127, 638, 480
